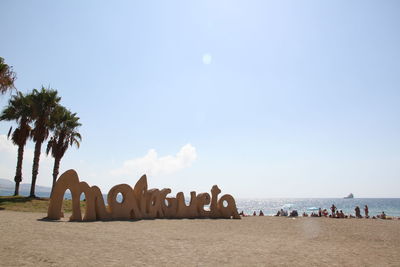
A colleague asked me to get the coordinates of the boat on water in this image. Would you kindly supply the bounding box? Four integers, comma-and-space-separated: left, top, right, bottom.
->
344, 193, 354, 199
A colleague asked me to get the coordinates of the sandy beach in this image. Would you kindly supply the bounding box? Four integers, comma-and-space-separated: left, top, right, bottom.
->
0, 211, 399, 266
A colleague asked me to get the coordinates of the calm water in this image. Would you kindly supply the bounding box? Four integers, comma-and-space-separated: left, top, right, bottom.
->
236, 198, 400, 217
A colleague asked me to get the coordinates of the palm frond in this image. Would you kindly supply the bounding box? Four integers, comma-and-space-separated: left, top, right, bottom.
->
7, 126, 12, 138
0, 57, 17, 94
46, 137, 54, 155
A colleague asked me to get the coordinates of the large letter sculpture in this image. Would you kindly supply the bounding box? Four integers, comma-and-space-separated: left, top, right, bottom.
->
47, 169, 240, 221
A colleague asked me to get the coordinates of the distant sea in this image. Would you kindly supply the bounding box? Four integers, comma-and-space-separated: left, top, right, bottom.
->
2, 185, 400, 217
236, 198, 400, 217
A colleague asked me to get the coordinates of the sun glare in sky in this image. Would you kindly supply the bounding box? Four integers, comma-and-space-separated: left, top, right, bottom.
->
202, 53, 212, 65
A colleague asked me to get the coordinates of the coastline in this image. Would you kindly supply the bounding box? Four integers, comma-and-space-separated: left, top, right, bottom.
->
1, 210, 399, 266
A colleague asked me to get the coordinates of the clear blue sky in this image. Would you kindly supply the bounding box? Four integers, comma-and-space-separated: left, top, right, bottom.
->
1, 0, 399, 198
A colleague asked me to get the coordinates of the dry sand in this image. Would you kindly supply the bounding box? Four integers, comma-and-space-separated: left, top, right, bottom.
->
1, 211, 400, 267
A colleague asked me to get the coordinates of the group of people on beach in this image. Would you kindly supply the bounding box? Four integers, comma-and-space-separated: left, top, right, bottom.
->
275, 209, 298, 217
239, 210, 265, 217
240, 204, 390, 219
299, 204, 388, 219
300, 204, 370, 218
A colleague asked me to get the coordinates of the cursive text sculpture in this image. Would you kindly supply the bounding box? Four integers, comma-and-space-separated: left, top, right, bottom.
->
47, 169, 241, 221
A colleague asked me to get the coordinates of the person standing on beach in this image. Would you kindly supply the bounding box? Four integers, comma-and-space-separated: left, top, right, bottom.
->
331, 204, 337, 218
364, 205, 369, 218
355, 206, 362, 218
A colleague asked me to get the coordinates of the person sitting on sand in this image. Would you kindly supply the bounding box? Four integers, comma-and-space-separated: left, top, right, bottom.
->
279, 209, 288, 216
339, 210, 345, 218
364, 205, 369, 218
253, 211, 257, 216
289, 210, 298, 217
380, 211, 386, 219
302, 212, 308, 217
318, 208, 322, 217
275, 210, 281, 216
355, 206, 362, 218
335, 210, 340, 218
331, 204, 337, 218
259, 210, 264, 216
337, 210, 342, 218
322, 209, 328, 217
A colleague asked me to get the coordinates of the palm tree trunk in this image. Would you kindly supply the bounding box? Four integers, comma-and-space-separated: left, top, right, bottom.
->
30, 140, 42, 198
51, 157, 61, 196
14, 144, 24, 196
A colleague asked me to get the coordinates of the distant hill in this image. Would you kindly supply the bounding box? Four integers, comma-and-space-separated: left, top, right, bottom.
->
0, 178, 52, 197
0, 178, 14, 188
0, 179, 107, 202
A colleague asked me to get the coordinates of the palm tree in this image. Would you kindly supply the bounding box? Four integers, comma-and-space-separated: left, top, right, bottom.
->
46, 106, 81, 193
0, 57, 16, 94
0, 92, 32, 195
29, 87, 61, 197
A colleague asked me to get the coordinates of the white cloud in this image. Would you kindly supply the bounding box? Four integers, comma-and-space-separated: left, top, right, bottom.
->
110, 144, 197, 177
202, 53, 212, 64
